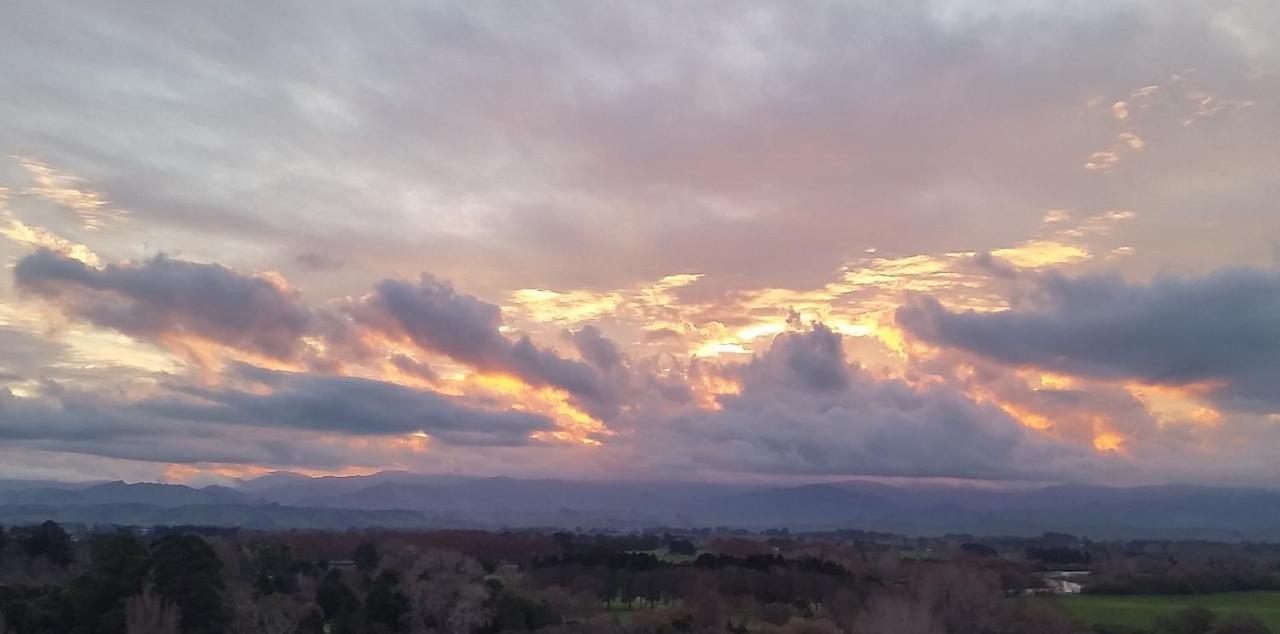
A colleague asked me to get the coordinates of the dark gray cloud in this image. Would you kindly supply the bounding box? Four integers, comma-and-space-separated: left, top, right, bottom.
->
388, 353, 438, 383
149, 364, 554, 446
0, 367, 552, 469
898, 267, 1280, 412
568, 325, 624, 372
658, 325, 1103, 480
360, 276, 510, 367
741, 322, 848, 393
0, 385, 150, 441
15, 249, 312, 360
355, 276, 621, 419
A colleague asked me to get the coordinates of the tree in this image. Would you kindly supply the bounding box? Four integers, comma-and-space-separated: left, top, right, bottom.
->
481, 588, 558, 633
959, 543, 997, 558
354, 542, 380, 573
93, 532, 152, 591
294, 608, 325, 634
18, 521, 74, 567
362, 570, 411, 632
150, 534, 229, 634
315, 570, 359, 622
125, 590, 180, 634
684, 572, 721, 633
403, 550, 492, 634
918, 566, 1002, 634
69, 531, 152, 634
668, 540, 697, 557
857, 593, 944, 634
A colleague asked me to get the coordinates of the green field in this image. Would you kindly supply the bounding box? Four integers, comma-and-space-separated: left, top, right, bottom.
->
1051, 592, 1280, 631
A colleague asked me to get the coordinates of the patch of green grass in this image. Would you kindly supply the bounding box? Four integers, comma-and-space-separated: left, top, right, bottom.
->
629, 547, 698, 564
1050, 592, 1280, 631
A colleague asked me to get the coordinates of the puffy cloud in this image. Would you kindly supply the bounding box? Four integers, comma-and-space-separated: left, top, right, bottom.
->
741, 322, 848, 393
354, 276, 621, 420
897, 267, 1280, 413
0, 2, 1277, 484
567, 325, 624, 372
358, 276, 509, 366
657, 324, 1102, 480
14, 249, 312, 361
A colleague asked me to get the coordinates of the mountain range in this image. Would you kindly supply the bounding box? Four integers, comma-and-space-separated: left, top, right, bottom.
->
2, 472, 1279, 540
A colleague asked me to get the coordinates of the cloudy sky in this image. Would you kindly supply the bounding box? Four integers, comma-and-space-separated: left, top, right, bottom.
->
2, 1, 1278, 486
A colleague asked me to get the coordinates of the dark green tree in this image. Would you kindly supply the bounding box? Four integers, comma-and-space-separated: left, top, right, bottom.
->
150, 534, 229, 634
480, 584, 559, 633
361, 570, 411, 633
17, 521, 74, 567
68, 531, 152, 634
294, 608, 326, 634
252, 543, 300, 595
315, 570, 359, 622
353, 541, 380, 573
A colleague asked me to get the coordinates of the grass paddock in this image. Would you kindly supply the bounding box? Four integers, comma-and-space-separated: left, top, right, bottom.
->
1048, 592, 1280, 631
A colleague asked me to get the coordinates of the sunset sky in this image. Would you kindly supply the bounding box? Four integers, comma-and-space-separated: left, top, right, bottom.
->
2, 1, 1278, 486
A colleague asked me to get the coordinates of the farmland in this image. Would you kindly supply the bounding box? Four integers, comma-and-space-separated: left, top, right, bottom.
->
1052, 592, 1280, 631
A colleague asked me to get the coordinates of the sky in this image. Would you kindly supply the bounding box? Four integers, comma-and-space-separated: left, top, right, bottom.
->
1, 1, 1278, 486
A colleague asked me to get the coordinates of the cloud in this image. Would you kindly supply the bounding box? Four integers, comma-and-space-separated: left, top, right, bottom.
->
6, 1, 1275, 296
0, 2, 1277, 483
388, 353, 438, 383
357, 276, 510, 366
148, 364, 554, 446
656, 324, 1101, 480
897, 267, 1280, 413
742, 322, 848, 393
567, 325, 624, 372
0, 190, 101, 265
0, 385, 150, 441
354, 276, 621, 419
0, 327, 72, 382
14, 249, 312, 361
0, 364, 555, 471
13, 156, 126, 230
642, 327, 683, 343
294, 252, 343, 272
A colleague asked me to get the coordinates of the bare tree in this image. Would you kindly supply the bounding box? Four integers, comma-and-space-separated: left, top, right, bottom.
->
400, 548, 492, 634
126, 590, 181, 634
855, 593, 944, 634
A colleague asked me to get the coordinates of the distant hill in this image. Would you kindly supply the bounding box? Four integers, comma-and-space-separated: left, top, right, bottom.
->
301, 477, 753, 513
0, 481, 263, 508
0, 502, 454, 530
2, 473, 1280, 539
684, 483, 899, 527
